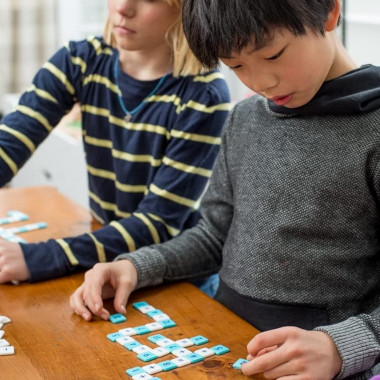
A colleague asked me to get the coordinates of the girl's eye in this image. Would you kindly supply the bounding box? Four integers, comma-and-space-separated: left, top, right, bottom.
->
265, 48, 284, 61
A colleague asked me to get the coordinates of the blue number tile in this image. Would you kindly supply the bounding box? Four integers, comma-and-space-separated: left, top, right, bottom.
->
142, 363, 162, 375
119, 327, 137, 336
233, 358, 249, 369
117, 336, 136, 346
175, 338, 193, 347
171, 357, 191, 367
190, 335, 209, 346
151, 347, 170, 357
126, 366, 145, 377
172, 348, 192, 357
156, 338, 174, 347
131, 373, 152, 380
135, 325, 151, 335
137, 352, 159, 362
194, 347, 214, 358
157, 360, 178, 371
163, 343, 182, 353
133, 301, 149, 310
109, 313, 127, 324
146, 309, 163, 317
106, 332, 124, 342
184, 352, 204, 363
158, 319, 176, 329
210, 344, 230, 355
124, 341, 142, 351
148, 334, 166, 344
145, 322, 163, 332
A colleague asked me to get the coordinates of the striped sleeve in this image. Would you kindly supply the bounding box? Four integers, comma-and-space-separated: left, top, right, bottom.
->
0, 44, 84, 186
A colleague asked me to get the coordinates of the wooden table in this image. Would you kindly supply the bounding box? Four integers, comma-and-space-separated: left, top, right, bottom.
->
0, 186, 263, 380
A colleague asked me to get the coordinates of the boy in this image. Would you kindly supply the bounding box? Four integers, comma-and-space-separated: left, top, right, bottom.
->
70, 0, 380, 378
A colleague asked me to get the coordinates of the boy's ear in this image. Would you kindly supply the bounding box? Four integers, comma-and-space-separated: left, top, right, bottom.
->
325, 0, 341, 32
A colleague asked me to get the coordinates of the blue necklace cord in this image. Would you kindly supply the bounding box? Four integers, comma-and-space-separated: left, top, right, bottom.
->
113, 54, 168, 122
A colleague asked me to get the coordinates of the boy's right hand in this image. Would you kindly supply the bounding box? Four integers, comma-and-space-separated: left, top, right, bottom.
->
69, 260, 138, 321
241, 326, 342, 379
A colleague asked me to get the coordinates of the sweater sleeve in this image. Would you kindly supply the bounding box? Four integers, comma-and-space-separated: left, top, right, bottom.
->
22, 74, 232, 282
314, 306, 380, 379
115, 112, 235, 289
0, 44, 82, 186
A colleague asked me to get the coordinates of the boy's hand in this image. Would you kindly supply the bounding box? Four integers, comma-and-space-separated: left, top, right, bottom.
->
70, 260, 138, 322
0, 240, 29, 283
242, 326, 342, 380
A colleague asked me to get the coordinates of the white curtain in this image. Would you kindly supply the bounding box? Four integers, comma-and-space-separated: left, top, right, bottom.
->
0, 0, 58, 114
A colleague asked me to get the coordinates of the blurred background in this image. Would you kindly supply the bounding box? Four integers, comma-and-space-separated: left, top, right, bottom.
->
1, 0, 380, 112
1, 0, 380, 207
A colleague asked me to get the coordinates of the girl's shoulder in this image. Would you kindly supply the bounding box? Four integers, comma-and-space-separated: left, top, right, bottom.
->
183, 69, 228, 89
165, 69, 230, 103
64, 36, 114, 62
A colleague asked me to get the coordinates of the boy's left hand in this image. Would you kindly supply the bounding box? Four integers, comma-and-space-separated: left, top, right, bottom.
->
242, 326, 342, 379
0, 240, 29, 283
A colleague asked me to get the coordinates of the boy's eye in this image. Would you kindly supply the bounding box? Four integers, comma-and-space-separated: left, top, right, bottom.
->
228, 64, 242, 70
265, 48, 284, 61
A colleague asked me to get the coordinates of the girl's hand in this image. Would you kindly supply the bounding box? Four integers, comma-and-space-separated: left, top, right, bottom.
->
0, 240, 29, 283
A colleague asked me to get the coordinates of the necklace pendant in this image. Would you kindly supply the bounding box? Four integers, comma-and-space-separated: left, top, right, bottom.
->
124, 113, 132, 122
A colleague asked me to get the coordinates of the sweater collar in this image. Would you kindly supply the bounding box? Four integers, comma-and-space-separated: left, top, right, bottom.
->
268, 65, 380, 116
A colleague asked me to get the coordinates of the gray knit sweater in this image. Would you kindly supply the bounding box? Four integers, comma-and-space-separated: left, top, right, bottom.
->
118, 65, 380, 379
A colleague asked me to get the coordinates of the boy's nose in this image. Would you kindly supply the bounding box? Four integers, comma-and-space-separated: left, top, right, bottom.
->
250, 74, 278, 95
252, 81, 278, 96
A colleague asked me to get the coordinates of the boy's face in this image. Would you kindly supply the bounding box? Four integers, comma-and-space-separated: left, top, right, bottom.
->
220, 28, 339, 108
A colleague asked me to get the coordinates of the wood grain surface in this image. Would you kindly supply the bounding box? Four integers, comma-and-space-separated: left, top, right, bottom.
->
0, 186, 264, 379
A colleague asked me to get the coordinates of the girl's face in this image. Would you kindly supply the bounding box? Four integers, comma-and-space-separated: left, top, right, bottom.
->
107, 0, 179, 53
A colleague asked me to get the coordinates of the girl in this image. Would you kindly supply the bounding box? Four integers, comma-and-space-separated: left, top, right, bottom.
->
0, 0, 230, 284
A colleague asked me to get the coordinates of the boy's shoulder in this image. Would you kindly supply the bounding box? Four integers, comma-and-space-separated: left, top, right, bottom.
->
232, 94, 266, 116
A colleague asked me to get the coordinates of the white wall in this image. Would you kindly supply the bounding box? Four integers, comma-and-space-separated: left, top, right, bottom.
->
345, 0, 380, 66
57, 0, 107, 45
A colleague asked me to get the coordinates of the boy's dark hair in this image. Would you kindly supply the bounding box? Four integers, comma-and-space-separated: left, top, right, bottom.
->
183, 0, 337, 68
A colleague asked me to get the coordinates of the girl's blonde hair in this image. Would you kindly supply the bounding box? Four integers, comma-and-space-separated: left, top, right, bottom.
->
103, 0, 206, 77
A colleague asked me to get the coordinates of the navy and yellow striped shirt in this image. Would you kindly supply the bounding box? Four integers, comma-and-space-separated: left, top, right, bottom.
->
0, 36, 231, 281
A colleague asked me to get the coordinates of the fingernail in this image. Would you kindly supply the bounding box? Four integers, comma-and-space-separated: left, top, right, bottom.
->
120, 304, 126, 313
